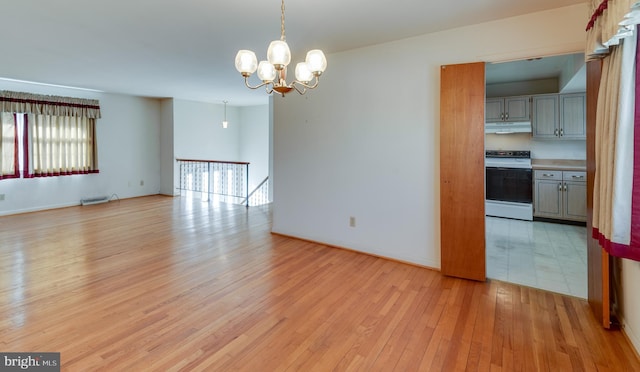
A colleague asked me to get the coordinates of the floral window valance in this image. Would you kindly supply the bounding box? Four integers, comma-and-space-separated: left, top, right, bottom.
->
0, 90, 101, 119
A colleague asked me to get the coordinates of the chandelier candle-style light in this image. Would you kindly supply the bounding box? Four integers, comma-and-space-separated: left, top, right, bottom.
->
234, 0, 327, 96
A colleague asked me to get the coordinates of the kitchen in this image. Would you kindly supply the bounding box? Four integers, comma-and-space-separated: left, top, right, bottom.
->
484, 53, 587, 298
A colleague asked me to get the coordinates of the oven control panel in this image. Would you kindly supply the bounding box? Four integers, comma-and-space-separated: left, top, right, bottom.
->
485, 150, 530, 158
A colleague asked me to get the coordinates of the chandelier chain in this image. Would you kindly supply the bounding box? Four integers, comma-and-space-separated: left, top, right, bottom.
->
280, 0, 286, 41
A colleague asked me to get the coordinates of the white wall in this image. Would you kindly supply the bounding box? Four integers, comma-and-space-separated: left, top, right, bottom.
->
159, 99, 175, 195
0, 81, 161, 215
623, 259, 640, 354
239, 104, 270, 191
486, 79, 559, 97
272, 4, 586, 268
173, 99, 241, 161
171, 100, 270, 195
485, 133, 586, 160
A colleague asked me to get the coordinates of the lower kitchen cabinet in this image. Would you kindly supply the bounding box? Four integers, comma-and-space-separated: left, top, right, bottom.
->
534, 169, 586, 222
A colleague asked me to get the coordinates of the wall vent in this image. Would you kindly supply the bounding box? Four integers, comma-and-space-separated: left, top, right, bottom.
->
80, 196, 109, 206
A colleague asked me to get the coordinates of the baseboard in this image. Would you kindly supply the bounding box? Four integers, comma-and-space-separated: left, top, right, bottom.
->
0, 202, 80, 217
270, 230, 440, 272
622, 320, 640, 360
0, 194, 167, 217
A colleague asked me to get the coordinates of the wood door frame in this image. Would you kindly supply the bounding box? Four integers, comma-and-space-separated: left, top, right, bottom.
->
586, 59, 610, 328
439, 56, 609, 328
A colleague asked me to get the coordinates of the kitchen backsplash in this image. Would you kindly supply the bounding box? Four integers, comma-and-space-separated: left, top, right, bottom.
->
485, 133, 586, 160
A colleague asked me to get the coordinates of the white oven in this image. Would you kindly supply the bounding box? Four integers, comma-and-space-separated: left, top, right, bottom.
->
485, 150, 533, 221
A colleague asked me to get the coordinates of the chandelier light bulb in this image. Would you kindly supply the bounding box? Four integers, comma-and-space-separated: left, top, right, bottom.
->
267, 40, 291, 69
306, 50, 327, 75
294, 62, 313, 83
235, 50, 258, 75
257, 61, 277, 82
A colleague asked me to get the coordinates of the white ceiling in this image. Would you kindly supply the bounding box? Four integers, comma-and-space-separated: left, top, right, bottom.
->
0, 0, 584, 106
486, 53, 586, 92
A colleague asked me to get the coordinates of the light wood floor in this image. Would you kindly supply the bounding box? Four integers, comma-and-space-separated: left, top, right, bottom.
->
1, 196, 638, 371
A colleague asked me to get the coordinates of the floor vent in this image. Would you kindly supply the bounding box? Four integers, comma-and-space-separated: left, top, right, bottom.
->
80, 196, 110, 206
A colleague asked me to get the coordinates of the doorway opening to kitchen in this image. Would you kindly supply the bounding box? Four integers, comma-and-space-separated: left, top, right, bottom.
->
484, 53, 588, 298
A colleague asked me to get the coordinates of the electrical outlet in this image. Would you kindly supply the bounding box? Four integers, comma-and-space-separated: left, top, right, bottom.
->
140, 180, 144, 186
0, 194, 5, 201
349, 216, 356, 228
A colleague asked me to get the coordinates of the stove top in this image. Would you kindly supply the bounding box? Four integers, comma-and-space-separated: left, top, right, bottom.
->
485, 150, 531, 159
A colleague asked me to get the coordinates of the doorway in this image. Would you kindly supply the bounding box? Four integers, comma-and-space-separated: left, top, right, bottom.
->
484, 53, 588, 298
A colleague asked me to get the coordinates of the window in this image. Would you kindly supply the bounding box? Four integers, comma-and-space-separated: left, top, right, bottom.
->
28, 114, 98, 177
0, 113, 18, 179
0, 90, 101, 180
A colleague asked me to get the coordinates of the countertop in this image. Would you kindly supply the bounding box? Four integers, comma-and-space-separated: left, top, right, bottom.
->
531, 159, 586, 171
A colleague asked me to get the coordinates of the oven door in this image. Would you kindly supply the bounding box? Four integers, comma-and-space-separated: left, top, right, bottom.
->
486, 167, 532, 203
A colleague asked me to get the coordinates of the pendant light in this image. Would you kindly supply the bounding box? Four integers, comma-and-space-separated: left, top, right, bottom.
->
222, 100, 228, 129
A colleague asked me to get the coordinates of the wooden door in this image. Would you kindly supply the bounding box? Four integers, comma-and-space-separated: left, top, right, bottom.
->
440, 62, 486, 281
586, 59, 610, 328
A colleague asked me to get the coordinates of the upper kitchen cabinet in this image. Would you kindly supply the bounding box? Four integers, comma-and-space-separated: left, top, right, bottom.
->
559, 93, 587, 139
532, 92, 586, 140
485, 96, 530, 123
532, 94, 559, 138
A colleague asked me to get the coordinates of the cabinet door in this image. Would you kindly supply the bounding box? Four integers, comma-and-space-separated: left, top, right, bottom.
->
564, 181, 587, 221
559, 93, 586, 139
535, 179, 562, 218
532, 95, 559, 138
485, 98, 504, 122
504, 96, 530, 122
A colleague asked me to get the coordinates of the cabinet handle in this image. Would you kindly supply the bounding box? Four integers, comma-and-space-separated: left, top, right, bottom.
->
572, 175, 585, 179
505, 113, 509, 120
558, 183, 562, 191
554, 128, 559, 136
563, 183, 567, 191
560, 128, 564, 137
501, 113, 504, 120
542, 173, 554, 177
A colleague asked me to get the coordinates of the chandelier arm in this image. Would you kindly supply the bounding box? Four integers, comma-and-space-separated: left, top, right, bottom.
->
290, 77, 320, 91
243, 76, 271, 90
291, 84, 306, 95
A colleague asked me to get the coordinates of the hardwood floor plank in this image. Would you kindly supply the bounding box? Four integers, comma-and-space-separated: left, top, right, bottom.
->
0, 196, 639, 371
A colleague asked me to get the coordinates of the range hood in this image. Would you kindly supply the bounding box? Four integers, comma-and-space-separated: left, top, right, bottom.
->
485, 121, 532, 134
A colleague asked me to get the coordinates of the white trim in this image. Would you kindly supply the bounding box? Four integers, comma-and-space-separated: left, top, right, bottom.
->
623, 320, 640, 357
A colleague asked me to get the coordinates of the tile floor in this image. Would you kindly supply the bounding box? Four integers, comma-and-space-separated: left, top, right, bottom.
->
485, 216, 587, 298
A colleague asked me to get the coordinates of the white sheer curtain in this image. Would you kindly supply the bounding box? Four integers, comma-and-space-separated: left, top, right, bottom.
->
0, 112, 17, 179
28, 114, 98, 177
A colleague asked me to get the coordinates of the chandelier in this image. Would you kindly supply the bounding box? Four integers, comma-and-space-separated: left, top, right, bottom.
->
234, 0, 327, 96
